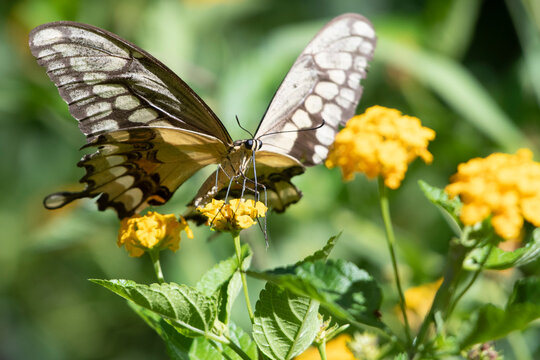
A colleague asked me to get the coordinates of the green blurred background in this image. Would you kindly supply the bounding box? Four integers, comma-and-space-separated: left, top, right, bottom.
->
1, 0, 539, 358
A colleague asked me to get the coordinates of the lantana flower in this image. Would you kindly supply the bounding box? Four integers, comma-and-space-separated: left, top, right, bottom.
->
400, 278, 443, 330
117, 212, 193, 257
295, 334, 356, 360
325, 106, 435, 189
295, 333, 379, 360
445, 149, 540, 240
197, 198, 267, 232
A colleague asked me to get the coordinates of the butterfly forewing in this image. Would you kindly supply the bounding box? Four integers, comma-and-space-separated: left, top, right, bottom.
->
30, 21, 232, 216
254, 14, 376, 166
29, 21, 232, 143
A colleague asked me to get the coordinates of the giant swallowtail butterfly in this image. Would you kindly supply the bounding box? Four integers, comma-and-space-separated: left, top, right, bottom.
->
29, 14, 376, 218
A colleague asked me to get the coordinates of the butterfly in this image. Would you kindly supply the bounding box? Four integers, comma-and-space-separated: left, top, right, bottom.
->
29, 14, 376, 219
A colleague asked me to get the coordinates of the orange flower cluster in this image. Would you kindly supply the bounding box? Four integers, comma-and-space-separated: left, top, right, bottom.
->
325, 106, 435, 189
446, 149, 540, 239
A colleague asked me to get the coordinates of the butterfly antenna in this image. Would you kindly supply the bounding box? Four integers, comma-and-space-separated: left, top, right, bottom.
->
257, 119, 326, 139
236, 115, 254, 138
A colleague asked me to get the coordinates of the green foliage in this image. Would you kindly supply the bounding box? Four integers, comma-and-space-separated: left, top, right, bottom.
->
418, 180, 462, 233
129, 303, 193, 360
4, 0, 540, 359
131, 303, 257, 360
252, 283, 319, 360
458, 277, 540, 349
188, 323, 258, 360
299, 232, 340, 264
91, 279, 217, 337
250, 259, 382, 328
466, 229, 540, 270
196, 244, 253, 323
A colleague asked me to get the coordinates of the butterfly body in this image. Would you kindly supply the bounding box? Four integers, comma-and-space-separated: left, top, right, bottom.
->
30, 14, 376, 218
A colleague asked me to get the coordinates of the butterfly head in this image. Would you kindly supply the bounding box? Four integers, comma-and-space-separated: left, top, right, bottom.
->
233, 139, 263, 152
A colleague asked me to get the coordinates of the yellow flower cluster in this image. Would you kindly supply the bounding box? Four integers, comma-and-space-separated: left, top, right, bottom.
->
325, 106, 435, 189
295, 334, 356, 360
446, 149, 540, 240
401, 278, 443, 330
197, 198, 267, 232
117, 212, 193, 257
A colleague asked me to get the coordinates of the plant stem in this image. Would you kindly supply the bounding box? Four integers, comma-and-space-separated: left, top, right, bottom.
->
446, 243, 493, 318
224, 334, 255, 360
412, 239, 468, 353
149, 250, 165, 284
317, 341, 327, 360
378, 177, 412, 344
233, 232, 255, 323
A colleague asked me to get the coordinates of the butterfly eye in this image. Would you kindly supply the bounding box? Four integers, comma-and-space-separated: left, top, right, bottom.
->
245, 139, 254, 149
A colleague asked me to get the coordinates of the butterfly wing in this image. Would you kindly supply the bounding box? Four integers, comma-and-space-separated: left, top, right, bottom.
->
223, 14, 375, 211
189, 14, 376, 214
29, 21, 231, 217
254, 13, 376, 166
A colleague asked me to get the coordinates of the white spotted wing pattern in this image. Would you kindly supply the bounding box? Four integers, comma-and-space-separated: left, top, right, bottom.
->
29, 14, 375, 218
255, 14, 376, 166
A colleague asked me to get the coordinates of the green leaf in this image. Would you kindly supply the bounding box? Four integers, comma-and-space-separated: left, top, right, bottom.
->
196, 244, 253, 323
418, 181, 462, 234
300, 232, 341, 264
458, 277, 540, 349
189, 322, 258, 360
466, 229, 540, 270
130, 302, 257, 359
91, 279, 217, 337
507, 277, 540, 308
129, 302, 192, 360
249, 259, 383, 328
252, 283, 320, 360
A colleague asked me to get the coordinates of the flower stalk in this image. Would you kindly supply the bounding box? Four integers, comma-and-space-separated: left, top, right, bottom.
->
378, 177, 412, 344
233, 232, 254, 323
412, 238, 468, 353
316, 340, 328, 360
149, 250, 165, 284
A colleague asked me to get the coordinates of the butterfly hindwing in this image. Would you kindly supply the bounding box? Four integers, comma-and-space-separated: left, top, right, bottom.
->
44, 127, 228, 217
254, 13, 376, 166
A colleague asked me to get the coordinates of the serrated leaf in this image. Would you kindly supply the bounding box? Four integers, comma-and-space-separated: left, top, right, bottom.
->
252, 283, 320, 360
196, 244, 253, 323
129, 302, 192, 360
300, 232, 341, 264
249, 259, 383, 328
458, 277, 540, 349
189, 322, 258, 360
418, 181, 462, 234
91, 279, 217, 337
466, 229, 540, 270
130, 302, 257, 359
